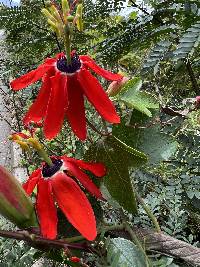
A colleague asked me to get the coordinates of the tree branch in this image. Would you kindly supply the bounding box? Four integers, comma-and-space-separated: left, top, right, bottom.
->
111, 226, 200, 266
0, 229, 95, 253
0, 226, 199, 266
129, 0, 150, 16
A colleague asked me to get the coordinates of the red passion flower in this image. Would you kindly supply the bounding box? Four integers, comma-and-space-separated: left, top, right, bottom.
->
10, 52, 122, 140
23, 156, 106, 240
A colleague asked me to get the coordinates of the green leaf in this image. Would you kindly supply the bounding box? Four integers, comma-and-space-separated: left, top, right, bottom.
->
119, 77, 142, 95
118, 77, 159, 117
108, 238, 146, 267
113, 111, 178, 165
84, 136, 147, 213
139, 125, 178, 165
110, 136, 148, 163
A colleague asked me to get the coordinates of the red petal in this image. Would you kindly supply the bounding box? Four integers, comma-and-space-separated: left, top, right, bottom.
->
23, 73, 52, 125
23, 169, 41, 195
44, 58, 57, 65
56, 52, 65, 60
66, 75, 86, 140
23, 177, 39, 195
36, 179, 57, 239
78, 68, 120, 124
80, 55, 123, 81
66, 161, 103, 200
10, 60, 56, 91
65, 157, 106, 177
51, 172, 97, 241
44, 72, 68, 139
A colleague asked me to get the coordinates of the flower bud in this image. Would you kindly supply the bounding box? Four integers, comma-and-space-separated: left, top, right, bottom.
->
70, 256, 80, 263
107, 76, 129, 97
47, 19, 61, 37
15, 140, 30, 151
67, 15, 74, 22
62, 0, 69, 22
9, 133, 30, 151
195, 96, 200, 108
49, 5, 62, 23
0, 166, 38, 228
76, 4, 83, 31
41, 8, 57, 24
28, 138, 43, 150
10, 132, 29, 141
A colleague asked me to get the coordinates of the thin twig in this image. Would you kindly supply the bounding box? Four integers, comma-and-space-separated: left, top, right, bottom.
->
129, 0, 163, 25
101, 118, 109, 135
86, 119, 110, 137
185, 59, 199, 95
12, 92, 22, 132
40, 140, 59, 156
136, 192, 161, 233
129, 0, 150, 16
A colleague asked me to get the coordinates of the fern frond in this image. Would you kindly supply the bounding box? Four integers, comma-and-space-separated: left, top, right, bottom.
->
173, 21, 200, 61
142, 40, 171, 73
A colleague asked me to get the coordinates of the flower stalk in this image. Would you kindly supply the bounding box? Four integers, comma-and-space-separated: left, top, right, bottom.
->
63, 24, 72, 64
123, 222, 152, 267
27, 138, 53, 167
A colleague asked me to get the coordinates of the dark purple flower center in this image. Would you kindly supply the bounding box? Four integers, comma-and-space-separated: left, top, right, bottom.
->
57, 53, 81, 74
42, 158, 63, 178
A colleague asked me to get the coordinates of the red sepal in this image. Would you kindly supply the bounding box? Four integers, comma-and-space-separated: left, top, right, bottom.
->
66, 75, 86, 140
23, 169, 41, 195
65, 161, 104, 200
23, 73, 52, 125
44, 72, 68, 139
36, 179, 57, 239
10, 60, 55, 91
78, 68, 120, 124
51, 172, 97, 241
65, 157, 106, 177
80, 55, 123, 81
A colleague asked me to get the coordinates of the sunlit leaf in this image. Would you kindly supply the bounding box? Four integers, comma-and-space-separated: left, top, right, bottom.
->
117, 77, 158, 117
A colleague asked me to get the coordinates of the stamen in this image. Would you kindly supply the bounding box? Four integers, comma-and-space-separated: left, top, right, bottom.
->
57, 52, 81, 73
42, 158, 63, 178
